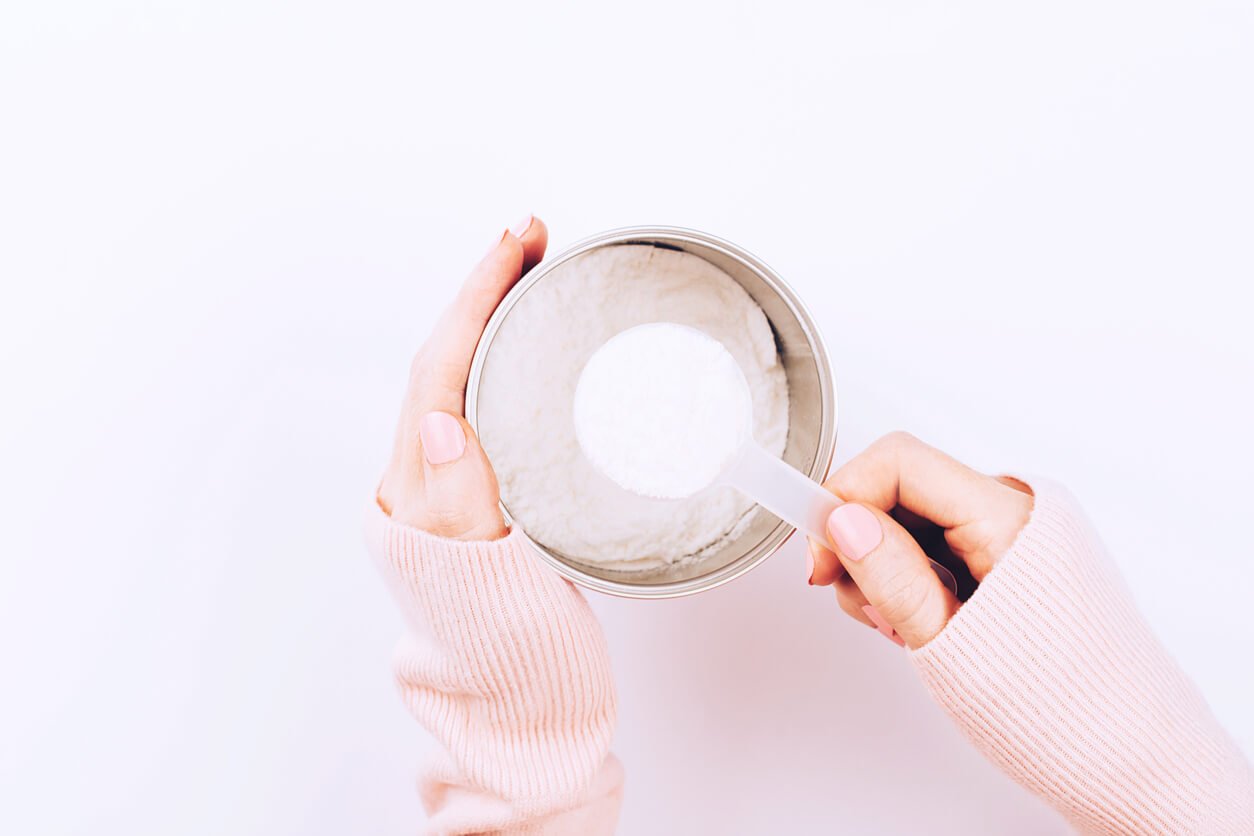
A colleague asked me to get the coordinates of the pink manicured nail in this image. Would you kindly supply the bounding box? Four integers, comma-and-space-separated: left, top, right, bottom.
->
862, 604, 890, 634
862, 605, 906, 647
510, 214, 533, 238
419, 412, 466, 465
827, 504, 882, 561
484, 228, 508, 258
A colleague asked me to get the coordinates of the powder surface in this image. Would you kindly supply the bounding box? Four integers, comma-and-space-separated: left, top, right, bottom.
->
573, 323, 751, 500
477, 244, 789, 570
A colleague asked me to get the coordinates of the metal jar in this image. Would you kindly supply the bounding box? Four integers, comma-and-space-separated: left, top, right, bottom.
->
465, 226, 837, 598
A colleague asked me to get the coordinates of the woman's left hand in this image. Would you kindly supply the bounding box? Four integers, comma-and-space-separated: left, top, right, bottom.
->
377, 216, 548, 540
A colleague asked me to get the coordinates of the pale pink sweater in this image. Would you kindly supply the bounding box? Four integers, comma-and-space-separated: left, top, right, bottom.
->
366, 480, 1254, 834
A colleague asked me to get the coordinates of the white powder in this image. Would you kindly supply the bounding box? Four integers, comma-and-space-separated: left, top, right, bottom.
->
476, 244, 789, 570
574, 323, 752, 500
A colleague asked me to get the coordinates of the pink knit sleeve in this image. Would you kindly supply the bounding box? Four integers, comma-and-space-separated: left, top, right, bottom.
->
910, 480, 1254, 834
364, 501, 623, 835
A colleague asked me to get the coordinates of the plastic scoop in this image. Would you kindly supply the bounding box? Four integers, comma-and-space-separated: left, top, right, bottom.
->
574, 322, 959, 596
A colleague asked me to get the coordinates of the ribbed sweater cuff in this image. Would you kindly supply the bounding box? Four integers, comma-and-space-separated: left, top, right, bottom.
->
910, 480, 1254, 834
364, 501, 619, 824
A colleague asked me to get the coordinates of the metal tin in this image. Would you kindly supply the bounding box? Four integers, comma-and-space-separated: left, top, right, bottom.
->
466, 226, 837, 598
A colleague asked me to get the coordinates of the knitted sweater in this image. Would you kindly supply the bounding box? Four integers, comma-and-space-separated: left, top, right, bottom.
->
365, 479, 1253, 834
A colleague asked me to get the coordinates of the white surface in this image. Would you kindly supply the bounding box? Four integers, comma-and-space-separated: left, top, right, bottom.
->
2, 2, 1251, 834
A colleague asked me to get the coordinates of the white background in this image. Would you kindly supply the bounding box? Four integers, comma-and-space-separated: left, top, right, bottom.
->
3, 1, 1251, 833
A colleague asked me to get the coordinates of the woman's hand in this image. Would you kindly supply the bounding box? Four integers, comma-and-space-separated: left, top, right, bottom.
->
807, 432, 1033, 649
377, 216, 548, 540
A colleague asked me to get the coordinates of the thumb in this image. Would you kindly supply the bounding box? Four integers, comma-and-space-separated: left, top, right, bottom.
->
826, 503, 959, 648
398, 411, 507, 541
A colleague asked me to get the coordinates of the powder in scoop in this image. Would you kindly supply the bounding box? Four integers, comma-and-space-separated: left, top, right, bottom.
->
476, 244, 789, 570
574, 323, 752, 500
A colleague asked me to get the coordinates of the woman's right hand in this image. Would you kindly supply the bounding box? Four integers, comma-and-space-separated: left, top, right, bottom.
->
807, 432, 1034, 648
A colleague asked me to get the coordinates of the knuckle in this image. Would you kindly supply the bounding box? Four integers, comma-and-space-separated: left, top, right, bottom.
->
408, 349, 434, 386
427, 355, 467, 389
405, 355, 467, 412
422, 504, 476, 539
873, 565, 932, 626
881, 430, 919, 453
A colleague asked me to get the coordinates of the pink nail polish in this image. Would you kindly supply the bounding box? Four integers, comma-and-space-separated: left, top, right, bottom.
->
510, 214, 533, 238
862, 604, 902, 646
863, 606, 905, 645
828, 504, 882, 561
484, 228, 508, 258
419, 412, 466, 465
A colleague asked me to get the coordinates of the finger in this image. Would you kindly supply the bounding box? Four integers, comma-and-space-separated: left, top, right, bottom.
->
826, 502, 960, 648
889, 505, 933, 536
807, 536, 844, 586
512, 213, 548, 271
834, 574, 873, 625
451, 215, 546, 336
393, 411, 506, 540
860, 602, 907, 647
825, 432, 1030, 580
411, 215, 550, 418
834, 575, 905, 646
410, 232, 526, 416
825, 432, 1002, 528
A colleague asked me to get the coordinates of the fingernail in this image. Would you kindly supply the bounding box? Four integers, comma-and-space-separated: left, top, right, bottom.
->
419, 412, 466, 465
862, 605, 906, 647
827, 504, 882, 561
862, 604, 890, 634
484, 228, 508, 258
806, 546, 815, 585
509, 213, 533, 238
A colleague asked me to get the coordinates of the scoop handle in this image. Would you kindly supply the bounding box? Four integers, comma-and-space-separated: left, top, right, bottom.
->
723, 442, 959, 596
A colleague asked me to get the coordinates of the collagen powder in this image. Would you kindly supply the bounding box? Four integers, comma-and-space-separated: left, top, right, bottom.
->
476, 244, 789, 570
574, 323, 752, 500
